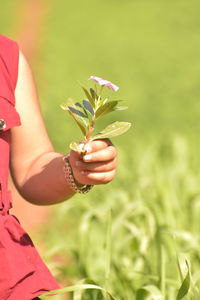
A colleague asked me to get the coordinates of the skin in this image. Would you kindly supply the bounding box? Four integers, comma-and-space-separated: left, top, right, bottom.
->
10, 51, 118, 205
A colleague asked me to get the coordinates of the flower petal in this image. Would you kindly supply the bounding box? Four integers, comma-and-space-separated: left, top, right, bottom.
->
89, 76, 119, 91
105, 82, 119, 91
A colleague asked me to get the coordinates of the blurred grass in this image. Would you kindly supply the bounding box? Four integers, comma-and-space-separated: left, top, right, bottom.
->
38, 0, 200, 151
0, 2, 19, 34
2, 0, 200, 298
37, 1, 200, 298
42, 135, 200, 299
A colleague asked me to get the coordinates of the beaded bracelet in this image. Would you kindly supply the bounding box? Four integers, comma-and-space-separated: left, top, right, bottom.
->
63, 154, 93, 194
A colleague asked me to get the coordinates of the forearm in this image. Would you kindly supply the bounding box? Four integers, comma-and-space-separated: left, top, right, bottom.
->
13, 151, 75, 205
11, 51, 117, 204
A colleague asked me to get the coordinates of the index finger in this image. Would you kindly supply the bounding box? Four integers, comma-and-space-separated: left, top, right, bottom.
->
84, 139, 113, 153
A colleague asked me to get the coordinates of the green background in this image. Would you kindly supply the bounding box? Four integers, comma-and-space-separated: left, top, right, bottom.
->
1, 1, 200, 299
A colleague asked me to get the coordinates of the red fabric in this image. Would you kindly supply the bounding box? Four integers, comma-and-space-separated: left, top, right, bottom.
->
0, 35, 60, 299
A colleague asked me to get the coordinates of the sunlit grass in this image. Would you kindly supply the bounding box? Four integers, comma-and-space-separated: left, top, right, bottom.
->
36, 0, 200, 299
39, 135, 200, 299
2, 0, 200, 298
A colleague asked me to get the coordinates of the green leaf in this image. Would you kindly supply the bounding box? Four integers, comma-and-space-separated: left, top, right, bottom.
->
176, 265, 191, 300
61, 98, 80, 109
68, 106, 88, 118
61, 99, 89, 136
95, 101, 118, 119
69, 142, 86, 153
68, 111, 88, 136
61, 99, 88, 118
40, 283, 117, 300
136, 285, 163, 300
90, 88, 98, 100
82, 87, 95, 107
60, 103, 69, 110
103, 98, 109, 104
75, 102, 83, 108
73, 279, 104, 300
177, 254, 189, 281
83, 100, 94, 116
92, 121, 132, 140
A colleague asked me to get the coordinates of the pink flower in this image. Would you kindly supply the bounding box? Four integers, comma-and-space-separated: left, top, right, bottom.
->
89, 76, 119, 91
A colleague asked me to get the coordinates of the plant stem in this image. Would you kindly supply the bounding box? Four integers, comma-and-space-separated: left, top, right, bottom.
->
86, 126, 93, 142
86, 118, 95, 142
99, 85, 104, 96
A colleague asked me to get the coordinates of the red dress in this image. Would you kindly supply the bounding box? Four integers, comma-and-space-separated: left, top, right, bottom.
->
0, 35, 60, 299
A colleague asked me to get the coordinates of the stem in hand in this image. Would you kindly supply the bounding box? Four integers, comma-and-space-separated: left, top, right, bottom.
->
86, 118, 95, 143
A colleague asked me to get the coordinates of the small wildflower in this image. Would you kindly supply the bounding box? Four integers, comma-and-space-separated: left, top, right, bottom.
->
89, 76, 119, 91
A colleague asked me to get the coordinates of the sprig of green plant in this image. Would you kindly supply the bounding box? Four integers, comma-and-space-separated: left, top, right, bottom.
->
61, 76, 131, 153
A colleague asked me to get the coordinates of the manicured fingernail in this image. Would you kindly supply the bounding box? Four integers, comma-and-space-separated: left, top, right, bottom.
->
83, 154, 92, 161
84, 144, 92, 153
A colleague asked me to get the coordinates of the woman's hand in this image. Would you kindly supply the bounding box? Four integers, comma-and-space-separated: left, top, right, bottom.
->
69, 139, 118, 186
12, 51, 117, 204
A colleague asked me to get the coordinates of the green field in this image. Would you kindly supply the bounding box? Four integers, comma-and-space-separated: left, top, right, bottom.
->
2, 0, 200, 299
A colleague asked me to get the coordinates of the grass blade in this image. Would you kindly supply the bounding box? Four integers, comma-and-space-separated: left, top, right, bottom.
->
176, 260, 191, 300
136, 285, 163, 300
105, 210, 112, 289
40, 283, 117, 300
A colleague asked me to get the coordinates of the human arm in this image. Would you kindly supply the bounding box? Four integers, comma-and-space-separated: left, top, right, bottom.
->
10, 51, 117, 205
